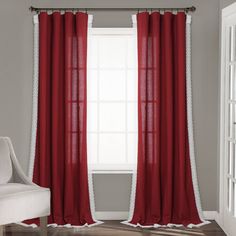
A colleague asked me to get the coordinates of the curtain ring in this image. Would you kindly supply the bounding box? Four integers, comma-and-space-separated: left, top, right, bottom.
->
173, 9, 178, 15
85, 8, 88, 14
47, 9, 52, 15
137, 8, 139, 14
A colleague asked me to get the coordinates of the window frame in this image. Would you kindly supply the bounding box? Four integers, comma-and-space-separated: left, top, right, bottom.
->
87, 27, 138, 174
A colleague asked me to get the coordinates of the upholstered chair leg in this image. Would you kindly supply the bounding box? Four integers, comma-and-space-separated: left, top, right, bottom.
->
0, 225, 4, 236
40, 216, 47, 236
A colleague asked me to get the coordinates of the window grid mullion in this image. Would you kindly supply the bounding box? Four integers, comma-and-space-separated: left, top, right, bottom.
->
97, 37, 100, 164
125, 39, 128, 164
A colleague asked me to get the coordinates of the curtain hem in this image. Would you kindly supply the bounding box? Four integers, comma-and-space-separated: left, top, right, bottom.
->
18, 220, 104, 229
121, 220, 210, 229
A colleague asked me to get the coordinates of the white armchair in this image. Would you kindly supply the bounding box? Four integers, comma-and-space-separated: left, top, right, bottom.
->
0, 137, 50, 236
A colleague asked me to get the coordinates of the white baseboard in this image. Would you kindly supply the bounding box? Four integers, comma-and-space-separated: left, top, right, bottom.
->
95, 211, 129, 220
95, 211, 219, 221
203, 211, 219, 220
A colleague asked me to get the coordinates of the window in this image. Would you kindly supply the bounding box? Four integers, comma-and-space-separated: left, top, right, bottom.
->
87, 28, 138, 172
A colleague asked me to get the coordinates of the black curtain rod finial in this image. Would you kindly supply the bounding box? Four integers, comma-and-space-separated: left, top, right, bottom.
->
191, 6, 196, 12
188, 6, 196, 12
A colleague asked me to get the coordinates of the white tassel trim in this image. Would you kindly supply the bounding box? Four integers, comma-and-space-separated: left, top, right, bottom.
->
87, 168, 104, 226
121, 221, 210, 229
121, 15, 138, 227
86, 14, 103, 227
185, 14, 210, 226
28, 14, 39, 180
17, 220, 103, 229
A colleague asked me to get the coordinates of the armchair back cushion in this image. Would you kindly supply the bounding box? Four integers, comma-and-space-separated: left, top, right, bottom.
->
0, 138, 12, 184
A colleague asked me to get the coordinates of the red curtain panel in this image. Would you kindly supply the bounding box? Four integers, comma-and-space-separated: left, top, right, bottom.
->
129, 12, 203, 226
32, 12, 95, 226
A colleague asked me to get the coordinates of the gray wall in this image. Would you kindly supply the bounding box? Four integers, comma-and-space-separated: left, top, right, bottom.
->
0, 0, 220, 212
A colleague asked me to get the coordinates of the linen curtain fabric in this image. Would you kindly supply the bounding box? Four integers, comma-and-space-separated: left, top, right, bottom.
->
30, 12, 98, 227
124, 12, 206, 227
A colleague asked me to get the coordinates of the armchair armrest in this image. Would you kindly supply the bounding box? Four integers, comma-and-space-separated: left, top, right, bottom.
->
4, 137, 35, 186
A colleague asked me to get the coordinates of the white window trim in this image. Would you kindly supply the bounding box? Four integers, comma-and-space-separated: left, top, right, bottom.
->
219, 3, 236, 235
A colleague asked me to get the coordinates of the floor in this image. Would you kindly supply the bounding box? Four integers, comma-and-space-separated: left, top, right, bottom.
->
4, 221, 226, 236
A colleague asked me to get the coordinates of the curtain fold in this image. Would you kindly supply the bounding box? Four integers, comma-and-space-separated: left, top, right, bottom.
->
124, 12, 207, 227
30, 12, 97, 227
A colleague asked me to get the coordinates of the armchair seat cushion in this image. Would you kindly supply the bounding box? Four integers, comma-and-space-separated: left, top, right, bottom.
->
0, 183, 50, 225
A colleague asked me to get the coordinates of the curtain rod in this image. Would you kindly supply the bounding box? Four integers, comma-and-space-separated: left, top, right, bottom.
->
29, 6, 196, 13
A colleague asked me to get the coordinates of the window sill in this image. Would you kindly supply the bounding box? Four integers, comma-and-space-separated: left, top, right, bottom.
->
89, 164, 135, 174
91, 170, 134, 174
